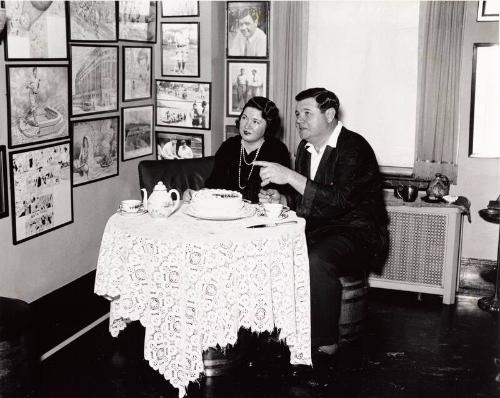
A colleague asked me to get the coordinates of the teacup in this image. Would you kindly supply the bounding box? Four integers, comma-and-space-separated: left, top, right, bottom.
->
263, 203, 284, 219
120, 199, 142, 213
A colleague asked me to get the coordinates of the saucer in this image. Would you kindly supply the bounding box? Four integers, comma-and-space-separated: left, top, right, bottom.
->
117, 208, 148, 216
262, 212, 289, 222
421, 196, 445, 204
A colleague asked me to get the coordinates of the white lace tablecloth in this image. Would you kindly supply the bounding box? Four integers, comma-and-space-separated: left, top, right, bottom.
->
94, 205, 311, 396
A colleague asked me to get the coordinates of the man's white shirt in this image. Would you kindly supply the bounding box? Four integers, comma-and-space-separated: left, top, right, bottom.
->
305, 121, 343, 180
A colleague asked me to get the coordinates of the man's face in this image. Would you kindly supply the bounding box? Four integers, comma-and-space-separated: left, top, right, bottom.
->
238, 14, 257, 38
295, 98, 332, 145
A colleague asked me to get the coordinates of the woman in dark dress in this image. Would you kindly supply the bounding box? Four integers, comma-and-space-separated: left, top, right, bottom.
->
184, 96, 290, 203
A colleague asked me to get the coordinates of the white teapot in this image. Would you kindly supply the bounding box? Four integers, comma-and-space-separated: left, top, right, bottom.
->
141, 182, 180, 219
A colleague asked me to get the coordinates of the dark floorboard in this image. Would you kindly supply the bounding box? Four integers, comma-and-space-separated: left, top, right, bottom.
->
39, 289, 500, 398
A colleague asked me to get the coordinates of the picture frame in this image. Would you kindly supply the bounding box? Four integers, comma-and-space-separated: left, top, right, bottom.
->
69, 1, 118, 42
477, 0, 499, 22
70, 44, 119, 117
0, 146, 8, 219
156, 131, 204, 159
9, 141, 73, 245
226, 1, 269, 59
161, 0, 199, 17
72, 116, 119, 187
118, 1, 157, 43
156, 80, 211, 130
6, 65, 70, 149
122, 105, 154, 161
226, 60, 269, 116
3, 0, 68, 61
161, 22, 200, 77
123, 46, 153, 102
468, 43, 500, 158
225, 125, 240, 141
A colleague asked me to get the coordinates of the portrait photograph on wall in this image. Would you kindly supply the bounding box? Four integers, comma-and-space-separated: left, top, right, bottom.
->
122, 105, 154, 161
161, 0, 199, 17
72, 116, 119, 187
69, 1, 118, 42
156, 131, 204, 160
226, 1, 269, 58
161, 22, 200, 77
156, 80, 211, 130
0, 146, 8, 219
3, 0, 67, 60
123, 46, 152, 101
9, 141, 73, 245
227, 60, 268, 116
6, 65, 69, 149
70, 44, 119, 117
118, 1, 157, 43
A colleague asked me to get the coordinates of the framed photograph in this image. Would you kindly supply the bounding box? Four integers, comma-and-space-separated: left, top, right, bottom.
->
0, 146, 8, 219
156, 132, 204, 159
122, 105, 154, 161
477, 0, 499, 21
226, 1, 269, 58
118, 1, 157, 43
72, 116, 119, 187
70, 44, 119, 117
225, 125, 240, 140
226, 61, 268, 116
9, 142, 73, 245
6, 65, 69, 149
123, 46, 153, 101
3, 0, 67, 60
161, 0, 199, 17
69, 1, 118, 42
161, 22, 200, 77
156, 80, 211, 130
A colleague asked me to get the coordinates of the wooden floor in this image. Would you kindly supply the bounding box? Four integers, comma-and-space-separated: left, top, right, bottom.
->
39, 289, 500, 398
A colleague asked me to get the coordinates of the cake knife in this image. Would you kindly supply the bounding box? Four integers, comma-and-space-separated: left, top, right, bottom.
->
246, 220, 298, 228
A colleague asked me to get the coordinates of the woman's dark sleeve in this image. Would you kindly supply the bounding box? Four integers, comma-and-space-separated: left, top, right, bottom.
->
204, 140, 230, 188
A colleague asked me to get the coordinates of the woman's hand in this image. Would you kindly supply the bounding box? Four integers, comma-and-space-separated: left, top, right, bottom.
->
258, 188, 281, 204
183, 189, 195, 202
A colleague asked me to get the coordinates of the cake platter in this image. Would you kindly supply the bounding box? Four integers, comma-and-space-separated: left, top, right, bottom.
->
182, 202, 256, 221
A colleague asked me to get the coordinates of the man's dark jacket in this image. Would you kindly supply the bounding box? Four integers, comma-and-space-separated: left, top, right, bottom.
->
289, 126, 389, 274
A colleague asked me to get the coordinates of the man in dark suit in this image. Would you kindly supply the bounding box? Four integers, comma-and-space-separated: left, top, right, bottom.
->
255, 87, 388, 376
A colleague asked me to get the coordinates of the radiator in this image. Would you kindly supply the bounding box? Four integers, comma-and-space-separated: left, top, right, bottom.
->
369, 205, 463, 304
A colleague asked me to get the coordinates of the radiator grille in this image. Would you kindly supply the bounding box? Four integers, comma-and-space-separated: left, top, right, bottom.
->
371, 211, 448, 287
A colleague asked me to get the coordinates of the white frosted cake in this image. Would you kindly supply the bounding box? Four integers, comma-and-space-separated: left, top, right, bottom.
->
191, 189, 243, 216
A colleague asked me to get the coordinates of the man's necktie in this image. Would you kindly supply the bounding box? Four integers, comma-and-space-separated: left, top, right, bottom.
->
244, 39, 249, 56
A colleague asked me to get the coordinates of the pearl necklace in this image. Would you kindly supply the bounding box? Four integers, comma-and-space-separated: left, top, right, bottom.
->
238, 141, 263, 190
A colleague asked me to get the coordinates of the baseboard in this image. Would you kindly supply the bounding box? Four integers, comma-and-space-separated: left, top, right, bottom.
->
458, 257, 496, 297
30, 270, 110, 356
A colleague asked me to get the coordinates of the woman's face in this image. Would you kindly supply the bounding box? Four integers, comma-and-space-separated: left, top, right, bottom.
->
239, 106, 266, 144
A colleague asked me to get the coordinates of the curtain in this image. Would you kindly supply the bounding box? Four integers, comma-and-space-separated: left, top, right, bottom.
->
270, 1, 308, 164
414, 1, 465, 182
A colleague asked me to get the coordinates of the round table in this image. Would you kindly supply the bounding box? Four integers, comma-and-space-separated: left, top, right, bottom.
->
477, 208, 500, 313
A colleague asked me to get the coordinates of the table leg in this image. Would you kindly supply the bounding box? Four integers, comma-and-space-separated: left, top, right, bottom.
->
478, 222, 500, 313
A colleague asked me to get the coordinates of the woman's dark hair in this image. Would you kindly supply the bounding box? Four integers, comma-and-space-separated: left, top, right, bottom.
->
236, 96, 281, 139
295, 87, 340, 117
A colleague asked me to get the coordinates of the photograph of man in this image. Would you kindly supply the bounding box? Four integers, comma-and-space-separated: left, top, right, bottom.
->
235, 68, 248, 110
247, 68, 263, 100
177, 139, 194, 159
228, 4, 268, 57
160, 138, 179, 159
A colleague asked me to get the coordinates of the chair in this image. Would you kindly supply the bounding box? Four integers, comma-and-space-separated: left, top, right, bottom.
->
138, 157, 215, 197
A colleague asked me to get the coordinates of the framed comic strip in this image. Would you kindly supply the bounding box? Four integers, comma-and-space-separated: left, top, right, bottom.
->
118, 1, 157, 43
0, 146, 8, 219
156, 131, 204, 160
3, 0, 68, 61
123, 46, 153, 101
69, 1, 118, 42
72, 116, 119, 187
122, 105, 154, 161
226, 1, 269, 59
226, 60, 268, 117
70, 44, 119, 117
9, 141, 73, 245
156, 80, 211, 130
6, 65, 70, 149
477, 0, 499, 21
161, 22, 200, 77
161, 0, 199, 17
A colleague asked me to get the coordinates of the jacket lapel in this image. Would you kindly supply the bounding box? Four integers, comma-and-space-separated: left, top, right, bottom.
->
314, 146, 335, 183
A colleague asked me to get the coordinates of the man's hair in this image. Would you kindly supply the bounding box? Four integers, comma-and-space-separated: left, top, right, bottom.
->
295, 87, 340, 116
236, 96, 281, 139
239, 8, 258, 23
